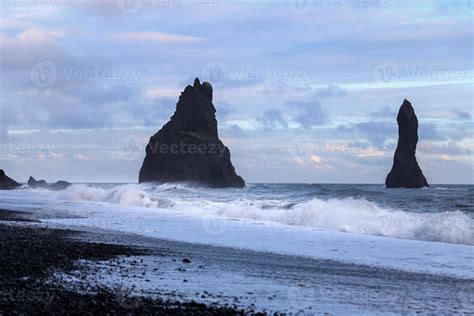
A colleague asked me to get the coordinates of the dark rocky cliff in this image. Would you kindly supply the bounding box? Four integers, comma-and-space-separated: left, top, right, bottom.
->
0, 170, 21, 190
386, 99, 429, 188
28, 176, 71, 191
139, 78, 245, 188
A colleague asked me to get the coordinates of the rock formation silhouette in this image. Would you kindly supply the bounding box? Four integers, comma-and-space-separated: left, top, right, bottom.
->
386, 99, 429, 188
0, 169, 21, 190
28, 176, 72, 191
139, 78, 245, 188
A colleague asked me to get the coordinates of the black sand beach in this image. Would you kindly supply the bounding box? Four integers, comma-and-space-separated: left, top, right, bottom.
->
1, 208, 473, 314
0, 210, 250, 315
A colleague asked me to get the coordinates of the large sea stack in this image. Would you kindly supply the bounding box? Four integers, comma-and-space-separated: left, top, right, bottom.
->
386, 99, 429, 188
0, 169, 21, 190
139, 78, 245, 188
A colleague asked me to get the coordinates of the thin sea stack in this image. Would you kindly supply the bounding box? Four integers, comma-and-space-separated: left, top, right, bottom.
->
386, 99, 429, 188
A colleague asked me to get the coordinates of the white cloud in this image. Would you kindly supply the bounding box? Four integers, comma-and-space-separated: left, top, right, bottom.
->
73, 153, 95, 161
0, 27, 65, 46
49, 152, 65, 159
142, 88, 181, 98
107, 32, 203, 43
309, 155, 323, 164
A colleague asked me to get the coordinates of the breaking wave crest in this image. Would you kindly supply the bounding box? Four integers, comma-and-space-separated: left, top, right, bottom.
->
56, 184, 474, 245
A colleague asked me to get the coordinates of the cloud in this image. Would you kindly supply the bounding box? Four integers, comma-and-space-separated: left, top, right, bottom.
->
0, 27, 67, 71
315, 85, 347, 98
107, 32, 203, 43
440, 154, 452, 161
61, 0, 121, 16
354, 121, 396, 146
1, 27, 66, 45
291, 157, 306, 166
418, 141, 471, 156
286, 99, 327, 128
338, 103, 445, 146
419, 123, 444, 141
356, 149, 386, 158
73, 153, 95, 161
257, 108, 288, 130
197, 68, 263, 90
49, 152, 65, 159
337, 124, 355, 133
216, 101, 235, 120
142, 88, 182, 98
62, 83, 137, 107
370, 106, 397, 119
309, 155, 323, 165
223, 124, 248, 138
338, 121, 396, 146
125, 96, 176, 128
453, 110, 472, 120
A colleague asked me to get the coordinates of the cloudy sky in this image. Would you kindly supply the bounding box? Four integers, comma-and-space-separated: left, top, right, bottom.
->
0, 0, 472, 184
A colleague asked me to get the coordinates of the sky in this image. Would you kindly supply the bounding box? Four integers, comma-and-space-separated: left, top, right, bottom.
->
0, 0, 472, 184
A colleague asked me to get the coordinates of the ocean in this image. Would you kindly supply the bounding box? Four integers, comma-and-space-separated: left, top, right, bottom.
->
0, 183, 473, 278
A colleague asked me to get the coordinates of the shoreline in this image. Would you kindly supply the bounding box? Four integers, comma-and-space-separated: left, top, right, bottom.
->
1, 208, 473, 314
0, 210, 251, 315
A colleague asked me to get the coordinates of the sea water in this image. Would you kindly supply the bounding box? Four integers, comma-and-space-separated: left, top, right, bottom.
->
0, 183, 473, 278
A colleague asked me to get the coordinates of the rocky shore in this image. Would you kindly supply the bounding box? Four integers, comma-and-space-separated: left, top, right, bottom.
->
0, 210, 250, 315
0, 170, 21, 190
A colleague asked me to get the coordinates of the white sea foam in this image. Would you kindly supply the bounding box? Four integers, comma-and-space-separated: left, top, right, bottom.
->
2, 186, 473, 277
55, 184, 474, 245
